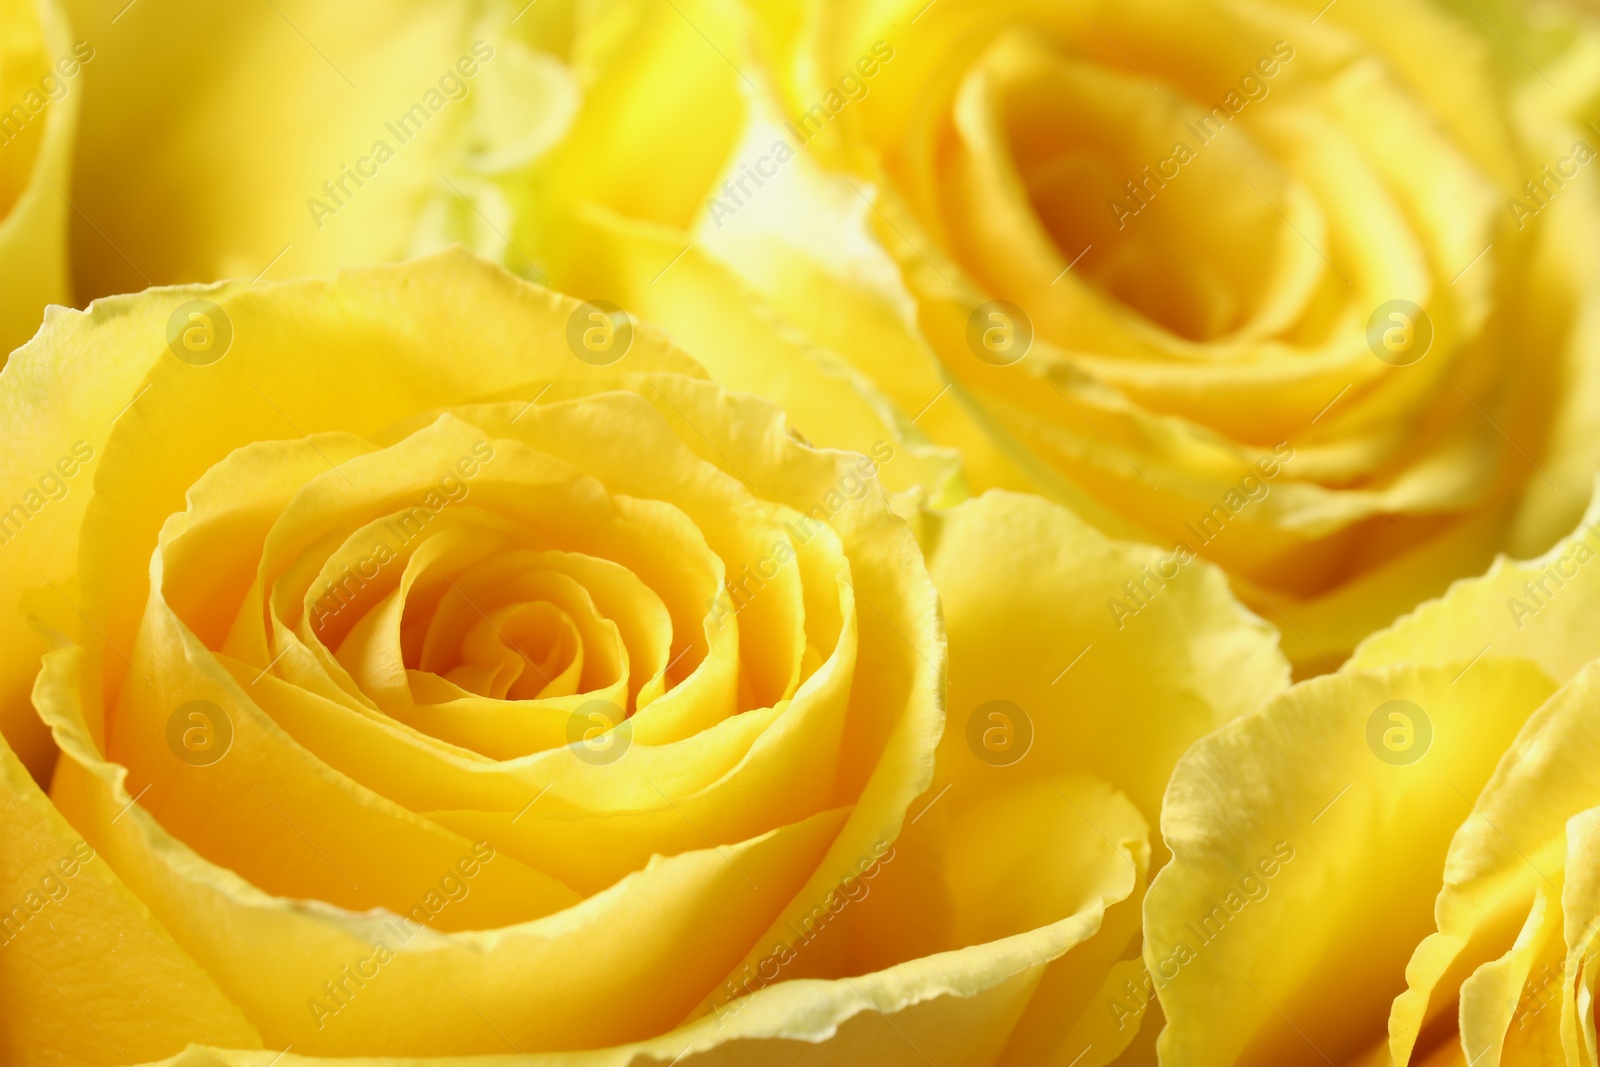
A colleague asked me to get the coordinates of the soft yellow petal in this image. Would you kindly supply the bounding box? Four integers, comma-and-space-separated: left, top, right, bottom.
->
1559, 808, 1600, 1067
1145, 659, 1557, 1067
1386, 660, 1600, 1064
532, 199, 967, 502
922, 488, 1288, 826
0, 731, 259, 1064
1352, 480, 1600, 687
113, 774, 1143, 1067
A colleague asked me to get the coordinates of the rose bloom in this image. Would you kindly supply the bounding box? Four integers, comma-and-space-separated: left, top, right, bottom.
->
0, 252, 1288, 1064
0, 0, 80, 359
1145, 492, 1600, 1065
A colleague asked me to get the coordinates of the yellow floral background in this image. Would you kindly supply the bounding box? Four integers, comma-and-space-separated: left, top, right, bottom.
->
1, 0, 1599, 1063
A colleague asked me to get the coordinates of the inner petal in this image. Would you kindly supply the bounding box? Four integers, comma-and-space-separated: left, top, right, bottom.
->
446, 601, 584, 701
945, 29, 1322, 344
411, 553, 622, 705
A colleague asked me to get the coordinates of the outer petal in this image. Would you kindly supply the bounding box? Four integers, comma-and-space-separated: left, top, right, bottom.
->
827, 489, 1288, 1056
1386, 660, 1600, 1065
1560, 808, 1600, 1067
922, 489, 1288, 826
1144, 658, 1558, 1067
0, 732, 259, 1065
110, 772, 1143, 1066
1352, 479, 1600, 687
530, 199, 967, 502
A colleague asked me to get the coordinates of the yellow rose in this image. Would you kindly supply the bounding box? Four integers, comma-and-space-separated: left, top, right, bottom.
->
1144, 489, 1600, 1064
0, 251, 1288, 1064
0, 0, 79, 359
487, 0, 1600, 674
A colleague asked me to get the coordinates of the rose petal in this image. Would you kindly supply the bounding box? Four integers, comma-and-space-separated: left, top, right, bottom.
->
0, 732, 260, 1062
1145, 659, 1556, 1066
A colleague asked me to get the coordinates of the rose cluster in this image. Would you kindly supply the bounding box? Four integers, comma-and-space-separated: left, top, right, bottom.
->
2, 0, 1600, 1064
